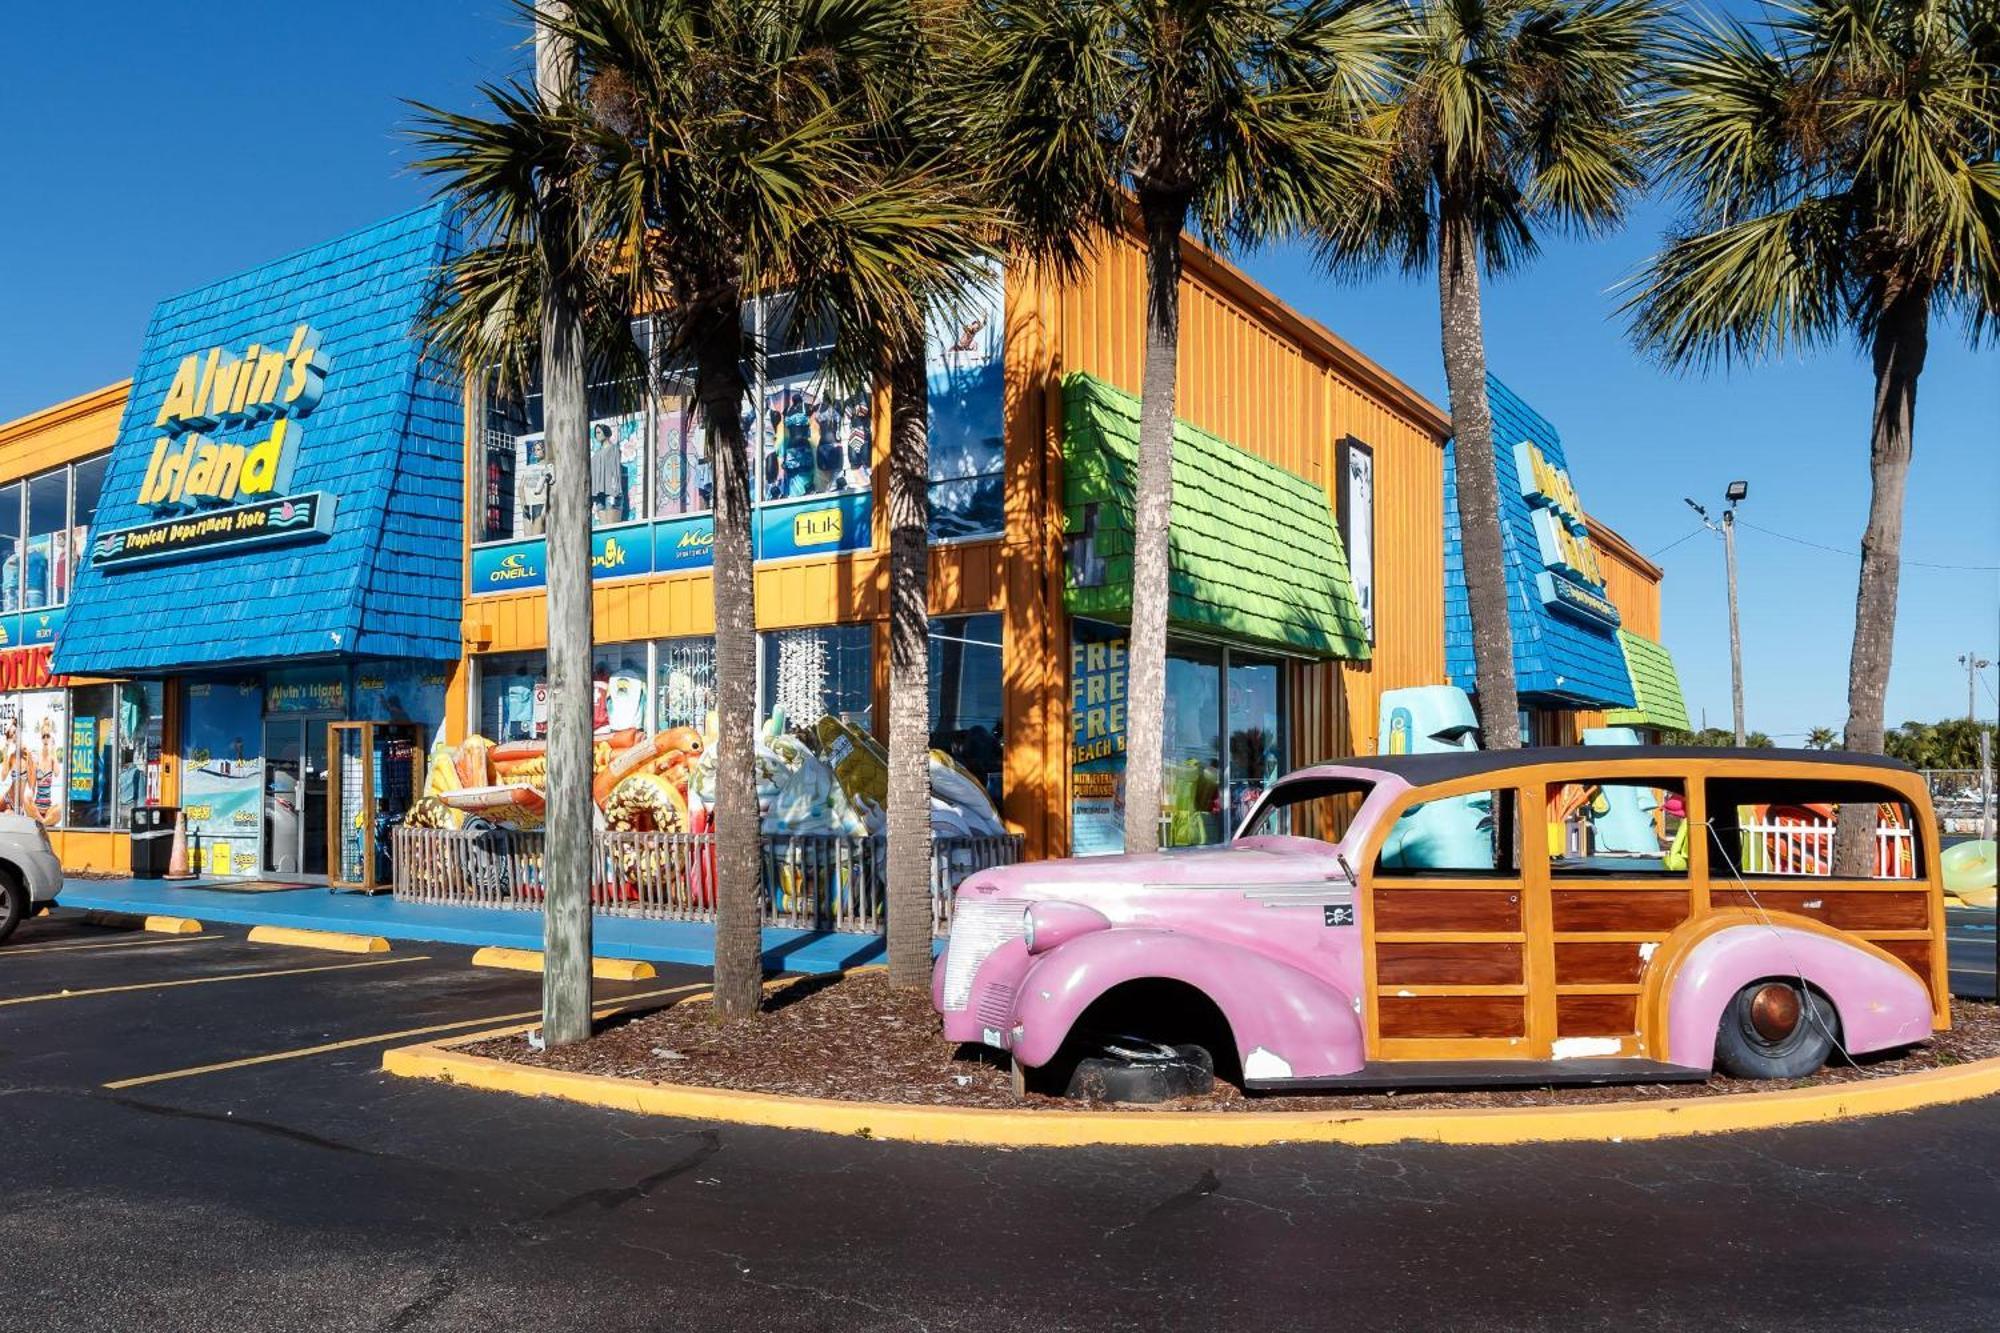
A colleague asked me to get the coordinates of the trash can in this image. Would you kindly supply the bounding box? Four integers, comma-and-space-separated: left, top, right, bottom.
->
129, 806, 178, 880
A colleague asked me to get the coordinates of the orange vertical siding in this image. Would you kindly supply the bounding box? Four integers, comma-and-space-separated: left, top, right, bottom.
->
1044, 229, 1450, 778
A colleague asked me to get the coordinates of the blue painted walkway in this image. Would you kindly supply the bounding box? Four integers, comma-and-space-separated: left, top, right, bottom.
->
55, 877, 889, 975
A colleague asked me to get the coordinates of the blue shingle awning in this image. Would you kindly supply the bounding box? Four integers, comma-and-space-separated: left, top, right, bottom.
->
55, 206, 465, 677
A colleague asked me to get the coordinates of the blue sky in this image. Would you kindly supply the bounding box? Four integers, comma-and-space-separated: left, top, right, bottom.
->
2, 1, 1993, 739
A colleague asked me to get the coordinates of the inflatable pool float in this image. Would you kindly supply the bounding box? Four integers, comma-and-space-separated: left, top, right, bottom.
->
1942, 839, 1996, 909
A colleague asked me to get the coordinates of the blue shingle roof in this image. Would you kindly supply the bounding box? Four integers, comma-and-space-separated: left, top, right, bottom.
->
1444, 375, 1636, 709
55, 206, 465, 677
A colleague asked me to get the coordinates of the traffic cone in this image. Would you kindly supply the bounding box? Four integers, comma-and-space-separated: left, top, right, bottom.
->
163, 811, 195, 880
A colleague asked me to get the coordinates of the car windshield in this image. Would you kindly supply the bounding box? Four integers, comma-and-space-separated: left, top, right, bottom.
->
1236, 775, 1376, 845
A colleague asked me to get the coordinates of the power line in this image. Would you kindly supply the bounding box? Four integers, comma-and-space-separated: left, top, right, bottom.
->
1737, 520, 2000, 572
1648, 526, 1709, 558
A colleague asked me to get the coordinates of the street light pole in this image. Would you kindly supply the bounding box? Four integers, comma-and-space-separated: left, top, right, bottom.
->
1723, 509, 1745, 747
1686, 481, 1750, 747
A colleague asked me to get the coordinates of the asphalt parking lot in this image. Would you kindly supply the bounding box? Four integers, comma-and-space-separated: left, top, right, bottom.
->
3, 906, 2000, 1332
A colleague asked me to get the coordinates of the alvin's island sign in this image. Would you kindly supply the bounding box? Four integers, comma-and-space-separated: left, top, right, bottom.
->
91, 324, 338, 570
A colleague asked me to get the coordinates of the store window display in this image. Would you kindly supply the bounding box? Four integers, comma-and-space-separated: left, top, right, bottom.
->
926, 269, 1006, 540
929, 614, 1003, 802
760, 625, 874, 735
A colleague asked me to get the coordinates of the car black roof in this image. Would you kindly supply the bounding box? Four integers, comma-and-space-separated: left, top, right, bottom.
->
1300, 746, 1917, 788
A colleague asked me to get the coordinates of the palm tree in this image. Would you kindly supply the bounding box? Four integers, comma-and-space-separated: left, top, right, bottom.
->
1626, 0, 1998, 799
417, 0, 989, 1020
965, 0, 1397, 851
1806, 725, 1838, 750
412, 4, 640, 1046
780, 4, 998, 988
1315, 0, 1659, 749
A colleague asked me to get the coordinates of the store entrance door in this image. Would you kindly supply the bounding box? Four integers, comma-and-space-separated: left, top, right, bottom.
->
262, 718, 331, 878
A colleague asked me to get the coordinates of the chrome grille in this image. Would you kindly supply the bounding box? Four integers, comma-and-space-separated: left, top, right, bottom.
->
941, 899, 1024, 1010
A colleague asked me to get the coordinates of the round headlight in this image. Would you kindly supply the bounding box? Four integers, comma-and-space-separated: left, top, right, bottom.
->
1020, 904, 1036, 953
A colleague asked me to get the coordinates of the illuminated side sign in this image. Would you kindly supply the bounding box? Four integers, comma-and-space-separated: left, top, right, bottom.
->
1513, 440, 1618, 628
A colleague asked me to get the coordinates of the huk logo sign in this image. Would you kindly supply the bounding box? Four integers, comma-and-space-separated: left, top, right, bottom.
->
139, 324, 329, 510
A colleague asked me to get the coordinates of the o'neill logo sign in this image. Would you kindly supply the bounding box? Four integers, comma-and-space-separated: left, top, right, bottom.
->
1513, 440, 1619, 628
94, 324, 338, 571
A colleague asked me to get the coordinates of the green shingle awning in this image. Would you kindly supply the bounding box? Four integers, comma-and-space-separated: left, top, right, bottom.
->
1061, 373, 1369, 660
1605, 629, 1691, 732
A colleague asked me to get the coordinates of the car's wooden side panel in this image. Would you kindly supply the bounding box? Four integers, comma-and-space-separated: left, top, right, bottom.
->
1357, 756, 1949, 1065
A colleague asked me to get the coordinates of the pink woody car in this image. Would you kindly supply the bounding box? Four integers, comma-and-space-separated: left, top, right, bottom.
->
935, 748, 1948, 1094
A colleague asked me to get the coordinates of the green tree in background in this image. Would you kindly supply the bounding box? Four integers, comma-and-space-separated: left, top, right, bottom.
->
1626, 0, 2000, 795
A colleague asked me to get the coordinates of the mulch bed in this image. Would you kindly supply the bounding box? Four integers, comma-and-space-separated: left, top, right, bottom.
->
463, 971, 2000, 1113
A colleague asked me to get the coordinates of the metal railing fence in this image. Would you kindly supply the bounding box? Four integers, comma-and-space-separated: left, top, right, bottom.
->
391, 826, 1021, 935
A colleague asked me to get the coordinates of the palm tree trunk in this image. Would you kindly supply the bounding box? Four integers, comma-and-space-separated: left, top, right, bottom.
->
885, 347, 933, 987
534, 1, 594, 1047
1123, 193, 1185, 854
1437, 213, 1520, 750
1834, 286, 1930, 876
700, 312, 764, 1021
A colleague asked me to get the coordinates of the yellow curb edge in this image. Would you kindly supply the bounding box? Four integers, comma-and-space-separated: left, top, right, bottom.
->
246, 925, 390, 954
381, 1034, 2000, 1149
143, 915, 204, 935
471, 946, 656, 982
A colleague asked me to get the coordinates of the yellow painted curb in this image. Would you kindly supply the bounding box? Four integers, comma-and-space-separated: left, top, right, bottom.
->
246, 925, 390, 954
470, 946, 657, 982
143, 915, 204, 935
382, 1037, 2000, 1149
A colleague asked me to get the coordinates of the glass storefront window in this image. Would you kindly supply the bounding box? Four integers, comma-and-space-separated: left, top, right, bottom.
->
119, 681, 166, 817
762, 625, 874, 735
182, 679, 263, 877
930, 614, 1004, 802
588, 413, 647, 527
1227, 656, 1283, 834
72, 454, 107, 563
762, 296, 871, 503
64, 684, 116, 829
1068, 619, 1289, 856
1163, 643, 1224, 849
479, 650, 548, 743
653, 379, 711, 518
926, 270, 1006, 540
593, 643, 651, 734
25, 471, 69, 610
655, 637, 717, 730
0, 481, 20, 613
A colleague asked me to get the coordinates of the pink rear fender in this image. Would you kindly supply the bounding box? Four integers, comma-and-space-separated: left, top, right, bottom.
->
1009, 928, 1365, 1081
1664, 924, 1936, 1069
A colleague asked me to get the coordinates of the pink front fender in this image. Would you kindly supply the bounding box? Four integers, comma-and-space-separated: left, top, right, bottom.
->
1663, 924, 1935, 1069
1009, 929, 1364, 1081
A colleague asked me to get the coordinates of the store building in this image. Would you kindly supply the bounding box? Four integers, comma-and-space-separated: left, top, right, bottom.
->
34, 205, 466, 879
7, 203, 1466, 876
459, 230, 1452, 861
1443, 374, 1689, 745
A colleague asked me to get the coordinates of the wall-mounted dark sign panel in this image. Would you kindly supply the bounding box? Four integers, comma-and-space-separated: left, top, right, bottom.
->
90, 492, 337, 572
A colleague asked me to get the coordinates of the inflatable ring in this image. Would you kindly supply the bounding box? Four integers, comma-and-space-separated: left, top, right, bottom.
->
1942, 839, 1996, 909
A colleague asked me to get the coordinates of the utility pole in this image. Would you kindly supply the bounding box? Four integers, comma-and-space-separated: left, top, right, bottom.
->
1958, 651, 1988, 725
1686, 481, 1750, 747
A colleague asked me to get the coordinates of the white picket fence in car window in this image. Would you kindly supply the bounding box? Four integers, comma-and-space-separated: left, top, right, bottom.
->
1736, 818, 1916, 879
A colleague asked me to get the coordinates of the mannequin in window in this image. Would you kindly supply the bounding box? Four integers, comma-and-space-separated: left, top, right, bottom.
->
590, 421, 628, 524
781, 391, 815, 497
